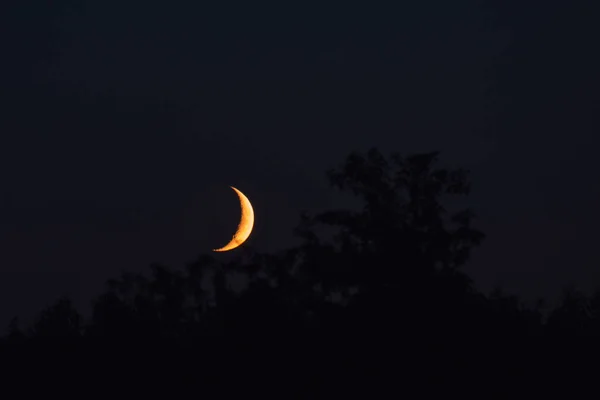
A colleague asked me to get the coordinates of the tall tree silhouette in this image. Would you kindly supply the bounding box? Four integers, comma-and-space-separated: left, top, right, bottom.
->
295, 149, 484, 290
289, 148, 486, 344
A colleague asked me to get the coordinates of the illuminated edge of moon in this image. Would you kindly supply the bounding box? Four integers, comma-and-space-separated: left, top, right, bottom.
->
212, 186, 255, 252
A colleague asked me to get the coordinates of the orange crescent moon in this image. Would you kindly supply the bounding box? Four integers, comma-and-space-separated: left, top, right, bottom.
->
213, 186, 255, 252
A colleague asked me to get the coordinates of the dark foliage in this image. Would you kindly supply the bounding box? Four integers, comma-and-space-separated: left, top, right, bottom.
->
0, 148, 596, 398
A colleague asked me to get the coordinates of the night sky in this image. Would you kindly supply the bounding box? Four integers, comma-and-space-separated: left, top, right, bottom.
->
0, 1, 598, 325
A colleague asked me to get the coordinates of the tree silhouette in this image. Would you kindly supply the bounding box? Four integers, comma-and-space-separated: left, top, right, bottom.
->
294, 149, 484, 293
30, 296, 82, 338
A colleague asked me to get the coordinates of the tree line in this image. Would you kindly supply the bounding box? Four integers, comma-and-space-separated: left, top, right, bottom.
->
1, 148, 598, 398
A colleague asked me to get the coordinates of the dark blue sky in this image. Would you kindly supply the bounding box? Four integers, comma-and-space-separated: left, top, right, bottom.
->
0, 1, 598, 324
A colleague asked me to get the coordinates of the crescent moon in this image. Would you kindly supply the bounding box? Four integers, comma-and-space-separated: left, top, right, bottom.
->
213, 186, 255, 252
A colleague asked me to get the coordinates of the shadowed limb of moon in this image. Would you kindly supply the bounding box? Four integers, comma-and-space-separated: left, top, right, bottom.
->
213, 186, 255, 252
